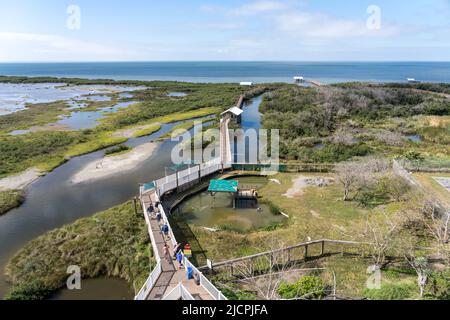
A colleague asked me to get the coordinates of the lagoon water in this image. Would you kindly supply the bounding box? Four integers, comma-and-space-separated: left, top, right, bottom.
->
1, 62, 450, 84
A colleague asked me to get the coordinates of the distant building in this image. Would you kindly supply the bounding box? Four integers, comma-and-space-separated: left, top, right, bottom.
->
407, 78, 420, 83
293, 76, 304, 83
240, 82, 253, 86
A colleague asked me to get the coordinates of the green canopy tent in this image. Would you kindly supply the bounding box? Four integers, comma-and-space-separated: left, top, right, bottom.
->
208, 180, 239, 209
208, 180, 239, 193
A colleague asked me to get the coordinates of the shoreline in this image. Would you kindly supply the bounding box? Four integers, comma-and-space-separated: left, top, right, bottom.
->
70, 141, 160, 184
0, 168, 43, 191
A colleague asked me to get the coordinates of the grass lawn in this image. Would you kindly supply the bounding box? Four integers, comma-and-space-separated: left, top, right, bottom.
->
174, 172, 421, 298
413, 172, 450, 206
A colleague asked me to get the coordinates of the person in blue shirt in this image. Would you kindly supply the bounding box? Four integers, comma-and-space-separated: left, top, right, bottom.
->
176, 251, 184, 270
162, 224, 169, 240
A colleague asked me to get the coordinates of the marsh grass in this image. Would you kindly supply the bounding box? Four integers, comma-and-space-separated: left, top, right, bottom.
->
0, 190, 25, 215
104, 145, 131, 157
4, 201, 153, 300
132, 124, 162, 138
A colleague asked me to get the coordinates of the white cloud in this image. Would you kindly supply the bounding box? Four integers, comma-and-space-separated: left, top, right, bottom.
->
231, 1, 288, 16
0, 32, 130, 62
276, 12, 402, 38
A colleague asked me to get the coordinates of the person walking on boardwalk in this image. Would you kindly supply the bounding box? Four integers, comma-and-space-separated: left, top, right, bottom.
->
163, 244, 171, 263
156, 210, 162, 223
162, 223, 170, 240
173, 242, 182, 259
176, 251, 184, 270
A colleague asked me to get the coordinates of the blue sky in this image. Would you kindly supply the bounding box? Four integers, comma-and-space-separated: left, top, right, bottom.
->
0, 0, 449, 61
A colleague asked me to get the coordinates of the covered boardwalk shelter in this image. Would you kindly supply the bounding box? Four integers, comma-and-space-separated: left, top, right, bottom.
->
220, 106, 243, 123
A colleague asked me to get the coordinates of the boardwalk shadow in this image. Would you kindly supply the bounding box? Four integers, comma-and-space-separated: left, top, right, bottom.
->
169, 215, 208, 267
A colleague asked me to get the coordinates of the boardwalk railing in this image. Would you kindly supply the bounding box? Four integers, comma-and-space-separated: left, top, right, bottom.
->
150, 158, 230, 197
134, 261, 162, 300
162, 283, 196, 301
155, 193, 178, 248
184, 257, 228, 301
137, 157, 233, 300
198, 239, 365, 274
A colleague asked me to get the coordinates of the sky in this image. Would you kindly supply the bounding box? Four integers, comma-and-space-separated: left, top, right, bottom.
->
0, 0, 450, 62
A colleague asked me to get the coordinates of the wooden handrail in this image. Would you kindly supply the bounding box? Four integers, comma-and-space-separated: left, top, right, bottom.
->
198, 239, 366, 270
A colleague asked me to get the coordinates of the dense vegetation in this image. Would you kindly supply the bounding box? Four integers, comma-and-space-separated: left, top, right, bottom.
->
277, 275, 327, 299
0, 77, 277, 178
4, 201, 151, 300
104, 144, 131, 156
260, 84, 450, 162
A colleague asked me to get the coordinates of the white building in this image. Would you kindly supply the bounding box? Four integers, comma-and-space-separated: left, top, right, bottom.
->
240, 82, 253, 86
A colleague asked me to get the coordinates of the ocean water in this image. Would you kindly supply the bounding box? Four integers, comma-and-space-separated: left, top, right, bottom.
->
0, 62, 449, 84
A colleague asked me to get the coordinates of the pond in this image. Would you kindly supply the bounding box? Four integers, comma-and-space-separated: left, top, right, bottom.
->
74, 95, 112, 102
52, 278, 134, 300
168, 92, 188, 97
407, 134, 422, 143
9, 101, 138, 134
174, 176, 286, 232
0, 83, 145, 115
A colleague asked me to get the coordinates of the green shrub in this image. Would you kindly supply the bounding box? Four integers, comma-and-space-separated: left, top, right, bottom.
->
0, 189, 25, 215
277, 275, 326, 299
4, 280, 53, 300
425, 270, 450, 300
221, 287, 258, 300
364, 283, 417, 300
105, 144, 131, 156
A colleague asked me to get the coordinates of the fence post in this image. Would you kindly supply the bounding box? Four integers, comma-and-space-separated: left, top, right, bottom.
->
321, 241, 325, 255
133, 197, 138, 216
304, 245, 308, 261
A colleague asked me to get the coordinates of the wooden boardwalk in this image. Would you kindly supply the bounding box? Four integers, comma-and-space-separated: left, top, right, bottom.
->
141, 191, 214, 300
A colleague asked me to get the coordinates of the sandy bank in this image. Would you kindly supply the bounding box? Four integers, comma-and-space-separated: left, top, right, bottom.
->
70, 142, 159, 184
0, 168, 42, 191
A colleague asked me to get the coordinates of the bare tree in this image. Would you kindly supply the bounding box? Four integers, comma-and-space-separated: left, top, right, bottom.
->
335, 157, 390, 201
405, 255, 430, 298
335, 161, 363, 201
421, 199, 450, 264
363, 211, 400, 269
422, 200, 450, 245
219, 239, 293, 300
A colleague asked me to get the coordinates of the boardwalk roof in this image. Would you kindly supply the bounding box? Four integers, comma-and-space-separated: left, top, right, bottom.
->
220, 106, 243, 117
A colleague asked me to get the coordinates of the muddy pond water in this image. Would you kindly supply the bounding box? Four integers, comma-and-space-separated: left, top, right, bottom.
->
174, 176, 285, 232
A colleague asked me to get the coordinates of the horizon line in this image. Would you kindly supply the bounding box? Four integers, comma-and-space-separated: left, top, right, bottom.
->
1, 60, 450, 64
